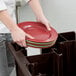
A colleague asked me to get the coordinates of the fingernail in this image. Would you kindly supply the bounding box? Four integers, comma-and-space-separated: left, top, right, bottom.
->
48, 28, 51, 31
31, 37, 35, 39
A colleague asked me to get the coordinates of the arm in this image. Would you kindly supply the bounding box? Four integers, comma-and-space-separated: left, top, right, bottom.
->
28, 0, 51, 31
0, 10, 18, 31
0, 10, 33, 47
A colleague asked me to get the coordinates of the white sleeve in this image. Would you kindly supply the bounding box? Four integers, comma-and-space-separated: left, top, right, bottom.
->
0, 0, 7, 11
25, 0, 30, 3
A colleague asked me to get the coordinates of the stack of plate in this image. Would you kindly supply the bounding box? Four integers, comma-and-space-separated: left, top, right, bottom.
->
18, 21, 58, 48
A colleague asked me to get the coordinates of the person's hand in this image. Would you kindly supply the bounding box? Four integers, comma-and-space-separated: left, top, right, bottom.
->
11, 27, 34, 47
36, 16, 51, 31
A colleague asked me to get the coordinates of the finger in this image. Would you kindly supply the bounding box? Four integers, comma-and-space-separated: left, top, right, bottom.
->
25, 33, 34, 39
17, 39, 26, 47
46, 23, 51, 31
49, 22, 53, 27
16, 41, 23, 47
47, 26, 51, 31
21, 40, 26, 47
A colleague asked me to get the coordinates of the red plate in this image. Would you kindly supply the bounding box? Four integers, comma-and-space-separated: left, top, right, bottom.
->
18, 21, 58, 43
26, 42, 55, 48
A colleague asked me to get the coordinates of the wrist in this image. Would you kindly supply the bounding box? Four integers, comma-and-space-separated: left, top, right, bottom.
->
9, 25, 20, 32
36, 15, 46, 21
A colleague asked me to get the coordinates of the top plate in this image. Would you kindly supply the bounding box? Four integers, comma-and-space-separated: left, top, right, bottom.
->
18, 21, 58, 43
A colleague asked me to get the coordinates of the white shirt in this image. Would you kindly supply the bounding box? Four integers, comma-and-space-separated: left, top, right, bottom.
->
0, 0, 30, 33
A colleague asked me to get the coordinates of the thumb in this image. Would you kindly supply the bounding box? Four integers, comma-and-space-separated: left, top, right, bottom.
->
25, 33, 34, 39
45, 23, 51, 31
